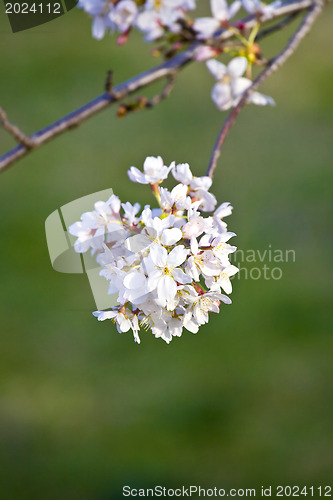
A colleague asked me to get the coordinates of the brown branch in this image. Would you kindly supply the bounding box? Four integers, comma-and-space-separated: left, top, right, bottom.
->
206, 0, 324, 179
115, 75, 177, 117
0, 45, 198, 174
256, 12, 300, 41
212, 0, 314, 46
0, 108, 37, 149
146, 75, 176, 108
0, 0, 323, 174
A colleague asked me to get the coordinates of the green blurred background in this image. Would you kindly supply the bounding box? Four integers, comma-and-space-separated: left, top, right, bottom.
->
0, 4, 332, 499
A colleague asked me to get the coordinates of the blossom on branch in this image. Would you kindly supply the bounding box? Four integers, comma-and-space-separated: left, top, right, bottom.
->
78, 0, 283, 43
78, 0, 138, 40
128, 155, 173, 184
193, 0, 241, 39
242, 0, 281, 16
69, 156, 238, 344
78, 0, 197, 41
206, 56, 275, 110
136, 0, 194, 41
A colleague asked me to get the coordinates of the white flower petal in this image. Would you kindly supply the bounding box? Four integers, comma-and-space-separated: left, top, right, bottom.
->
231, 76, 252, 98
125, 234, 150, 253
194, 306, 208, 325
147, 271, 162, 292
193, 17, 219, 38
128, 166, 149, 184
150, 244, 167, 268
167, 245, 188, 268
81, 211, 98, 229
172, 163, 193, 185
206, 59, 227, 80
92, 16, 106, 40
190, 175, 212, 191
225, 264, 239, 277
190, 236, 199, 255
249, 91, 276, 106
157, 275, 177, 301
172, 267, 192, 285
214, 201, 233, 218
143, 155, 163, 174
228, 56, 248, 78
242, 0, 257, 13
211, 0, 228, 20
195, 46, 219, 61
123, 270, 146, 289
93, 310, 117, 321
160, 228, 182, 246
68, 221, 88, 237
218, 294, 232, 304
228, 0, 242, 18
211, 82, 233, 110
220, 278, 232, 294
184, 319, 199, 334
118, 314, 131, 332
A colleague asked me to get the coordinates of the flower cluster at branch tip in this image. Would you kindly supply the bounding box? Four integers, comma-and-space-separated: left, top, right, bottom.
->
78, 0, 276, 112
78, 0, 197, 42
78, 0, 281, 42
69, 156, 239, 344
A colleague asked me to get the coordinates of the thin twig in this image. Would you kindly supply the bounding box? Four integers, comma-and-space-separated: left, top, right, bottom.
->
146, 75, 176, 108
0, 45, 198, 174
212, 0, 313, 45
256, 12, 300, 41
206, 0, 324, 179
0, 108, 37, 149
105, 70, 113, 94
0, 0, 323, 174
116, 75, 176, 116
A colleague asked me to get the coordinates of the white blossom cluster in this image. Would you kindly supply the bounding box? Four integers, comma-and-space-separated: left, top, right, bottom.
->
78, 0, 281, 42
78, 0, 196, 42
193, 0, 282, 40
78, 0, 277, 111
69, 156, 239, 344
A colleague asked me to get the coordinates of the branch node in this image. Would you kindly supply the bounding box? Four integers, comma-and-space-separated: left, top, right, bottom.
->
146, 74, 176, 109
0, 107, 37, 149
0, 0, 326, 174
206, 0, 325, 179
105, 70, 121, 99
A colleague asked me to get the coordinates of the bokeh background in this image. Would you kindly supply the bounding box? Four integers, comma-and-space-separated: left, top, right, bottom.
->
0, 4, 332, 499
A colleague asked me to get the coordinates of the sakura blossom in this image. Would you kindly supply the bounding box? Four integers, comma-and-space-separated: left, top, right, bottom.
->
69, 156, 239, 344
68, 194, 124, 253
128, 156, 173, 185
78, 0, 197, 41
77, 0, 281, 118
193, 0, 241, 39
242, 0, 282, 16
206, 57, 275, 110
